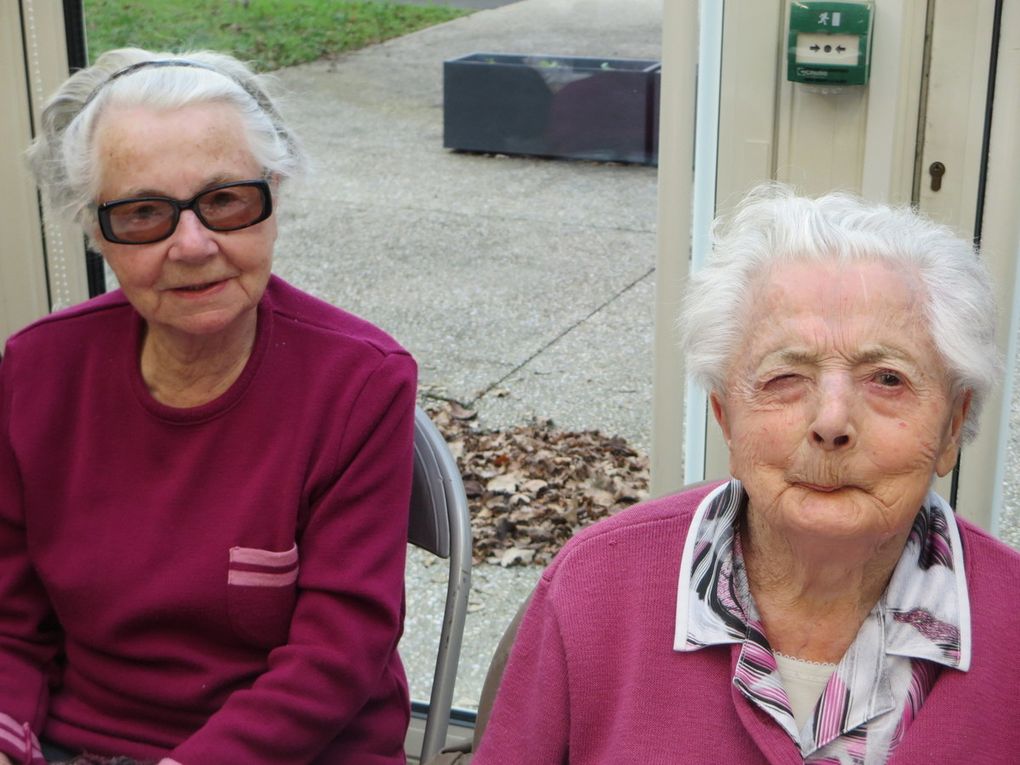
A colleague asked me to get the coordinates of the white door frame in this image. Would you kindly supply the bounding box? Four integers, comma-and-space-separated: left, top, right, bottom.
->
0, 0, 89, 346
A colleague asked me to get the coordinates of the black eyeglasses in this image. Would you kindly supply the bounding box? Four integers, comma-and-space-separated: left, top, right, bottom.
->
96, 179, 273, 245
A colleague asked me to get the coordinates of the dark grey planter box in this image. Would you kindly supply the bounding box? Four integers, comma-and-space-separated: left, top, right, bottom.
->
443, 53, 661, 166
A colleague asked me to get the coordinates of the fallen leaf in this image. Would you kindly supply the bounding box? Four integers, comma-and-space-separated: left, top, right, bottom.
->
522, 478, 548, 493
486, 473, 522, 493
498, 547, 536, 567
584, 488, 617, 507
449, 401, 477, 420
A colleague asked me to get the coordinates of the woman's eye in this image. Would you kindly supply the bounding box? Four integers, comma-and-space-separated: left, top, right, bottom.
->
123, 203, 159, 220
873, 370, 903, 387
207, 191, 241, 208
763, 373, 802, 390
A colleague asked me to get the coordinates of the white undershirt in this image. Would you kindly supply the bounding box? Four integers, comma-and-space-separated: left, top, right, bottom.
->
774, 653, 837, 731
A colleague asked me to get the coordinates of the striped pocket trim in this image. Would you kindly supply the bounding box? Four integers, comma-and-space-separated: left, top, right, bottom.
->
228, 543, 299, 587
0, 712, 43, 763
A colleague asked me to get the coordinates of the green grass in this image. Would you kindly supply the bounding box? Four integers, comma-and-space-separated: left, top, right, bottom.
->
84, 0, 469, 71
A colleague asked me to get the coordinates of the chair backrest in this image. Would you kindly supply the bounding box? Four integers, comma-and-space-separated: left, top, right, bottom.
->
409, 405, 473, 762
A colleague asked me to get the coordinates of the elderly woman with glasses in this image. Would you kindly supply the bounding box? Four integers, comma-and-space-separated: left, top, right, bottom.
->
0, 48, 416, 765
472, 185, 1020, 764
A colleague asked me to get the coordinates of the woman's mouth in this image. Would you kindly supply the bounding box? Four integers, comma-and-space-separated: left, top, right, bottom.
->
171, 279, 227, 294
798, 482, 842, 493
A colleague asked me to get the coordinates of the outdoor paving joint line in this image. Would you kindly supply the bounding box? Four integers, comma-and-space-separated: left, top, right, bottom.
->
470, 266, 655, 404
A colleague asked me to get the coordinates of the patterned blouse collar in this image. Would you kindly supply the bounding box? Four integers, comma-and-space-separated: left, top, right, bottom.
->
673, 480, 972, 759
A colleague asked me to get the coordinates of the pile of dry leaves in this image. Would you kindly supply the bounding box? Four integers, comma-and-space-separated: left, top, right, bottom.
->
422, 399, 650, 567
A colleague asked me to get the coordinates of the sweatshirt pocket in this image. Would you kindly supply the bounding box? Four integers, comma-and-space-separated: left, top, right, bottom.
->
226, 543, 299, 649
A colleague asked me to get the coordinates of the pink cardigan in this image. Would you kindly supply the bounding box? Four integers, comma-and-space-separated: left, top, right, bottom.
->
474, 485, 1020, 764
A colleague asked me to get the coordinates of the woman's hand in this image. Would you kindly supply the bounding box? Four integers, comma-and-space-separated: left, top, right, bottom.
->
0, 754, 12, 765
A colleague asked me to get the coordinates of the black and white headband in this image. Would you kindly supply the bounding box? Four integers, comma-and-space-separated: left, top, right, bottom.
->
81, 58, 283, 124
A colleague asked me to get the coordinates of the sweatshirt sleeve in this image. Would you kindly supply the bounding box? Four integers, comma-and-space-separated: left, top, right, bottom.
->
0, 348, 56, 765
472, 574, 571, 765
169, 350, 416, 764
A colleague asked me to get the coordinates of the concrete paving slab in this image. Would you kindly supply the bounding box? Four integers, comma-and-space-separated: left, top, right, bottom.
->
473, 271, 656, 451
275, 205, 656, 401
271, 0, 660, 416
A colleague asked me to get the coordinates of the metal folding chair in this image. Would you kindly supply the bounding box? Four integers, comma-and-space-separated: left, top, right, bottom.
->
408, 405, 473, 762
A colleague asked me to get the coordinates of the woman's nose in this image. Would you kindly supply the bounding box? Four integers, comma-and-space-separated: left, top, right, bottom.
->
168, 210, 217, 260
810, 376, 856, 450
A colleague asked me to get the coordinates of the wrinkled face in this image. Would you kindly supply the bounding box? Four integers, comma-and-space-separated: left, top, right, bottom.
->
93, 102, 276, 340
711, 259, 969, 545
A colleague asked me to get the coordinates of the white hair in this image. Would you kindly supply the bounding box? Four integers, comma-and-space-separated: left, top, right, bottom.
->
25, 47, 306, 233
678, 183, 1000, 442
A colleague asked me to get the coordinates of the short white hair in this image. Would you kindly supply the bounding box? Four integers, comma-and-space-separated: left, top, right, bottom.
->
26, 47, 306, 233
679, 183, 1000, 442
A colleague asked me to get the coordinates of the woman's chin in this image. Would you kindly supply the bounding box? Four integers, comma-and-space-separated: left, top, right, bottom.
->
150, 305, 256, 341
774, 487, 893, 543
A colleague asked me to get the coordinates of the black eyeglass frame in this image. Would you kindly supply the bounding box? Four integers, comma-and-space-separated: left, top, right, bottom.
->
96, 179, 273, 245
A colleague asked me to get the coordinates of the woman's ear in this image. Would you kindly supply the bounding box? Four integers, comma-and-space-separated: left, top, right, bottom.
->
935, 389, 971, 477
266, 173, 283, 218
710, 391, 731, 444
86, 225, 106, 256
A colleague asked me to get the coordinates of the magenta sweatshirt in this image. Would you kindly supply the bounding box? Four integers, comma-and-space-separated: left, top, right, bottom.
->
0, 276, 416, 764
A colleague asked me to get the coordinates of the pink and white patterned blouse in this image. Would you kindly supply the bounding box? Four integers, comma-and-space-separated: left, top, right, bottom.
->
674, 480, 971, 765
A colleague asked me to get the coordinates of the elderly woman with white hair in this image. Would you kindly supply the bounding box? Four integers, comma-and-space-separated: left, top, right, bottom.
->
0, 49, 415, 764
472, 184, 1020, 764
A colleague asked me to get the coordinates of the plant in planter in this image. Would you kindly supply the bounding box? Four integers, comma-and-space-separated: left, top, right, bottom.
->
443, 52, 661, 166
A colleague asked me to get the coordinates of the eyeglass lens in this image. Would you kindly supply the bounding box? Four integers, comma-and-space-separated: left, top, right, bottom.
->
101, 182, 269, 244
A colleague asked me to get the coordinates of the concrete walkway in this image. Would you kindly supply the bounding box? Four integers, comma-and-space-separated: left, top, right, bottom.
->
273, 0, 663, 451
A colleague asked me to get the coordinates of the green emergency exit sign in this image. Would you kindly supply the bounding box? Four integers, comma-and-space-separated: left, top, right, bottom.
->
788, 1, 874, 85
